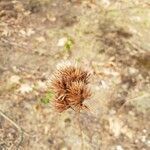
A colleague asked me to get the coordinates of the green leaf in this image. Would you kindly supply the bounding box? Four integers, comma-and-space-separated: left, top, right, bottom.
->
40, 91, 53, 104
64, 37, 74, 52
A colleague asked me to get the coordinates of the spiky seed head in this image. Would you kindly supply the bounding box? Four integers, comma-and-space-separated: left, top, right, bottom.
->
51, 62, 91, 112
67, 81, 91, 105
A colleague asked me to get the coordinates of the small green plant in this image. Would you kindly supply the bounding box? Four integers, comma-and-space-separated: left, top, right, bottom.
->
41, 91, 53, 104
64, 37, 74, 52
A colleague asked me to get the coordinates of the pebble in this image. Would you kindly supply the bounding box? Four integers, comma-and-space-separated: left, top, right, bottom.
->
116, 145, 124, 150
57, 37, 67, 47
18, 83, 33, 94
109, 109, 116, 115
128, 67, 138, 75
9, 75, 21, 84
100, 80, 109, 89
147, 140, 150, 146
61, 147, 68, 150
141, 136, 146, 143
102, 0, 110, 7
142, 129, 147, 133
37, 80, 47, 90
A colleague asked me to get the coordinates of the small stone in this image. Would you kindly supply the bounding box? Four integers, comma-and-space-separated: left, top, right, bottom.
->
18, 84, 33, 94
141, 136, 146, 143
102, 0, 110, 7
116, 145, 124, 150
9, 75, 21, 84
109, 109, 116, 115
27, 28, 35, 36
132, 16, 141, 22
12, 66, 20, 73
60, 147, 68, 150
128, 111, 135, 116
143, 129, 147, 133
20, 29, 26, 35
100, 80, 109, 89
49, 16, 56, 22
57, 37, 67, 47
135, 139, 139, 143
37, 80, 47, 90
36, 36, 45, 42
109, 117, 123, 138
44, 125, 49, 134
147, 140, 150, 146
128, 67, 138, 75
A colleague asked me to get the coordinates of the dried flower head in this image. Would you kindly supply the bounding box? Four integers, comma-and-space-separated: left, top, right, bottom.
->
50, 62, 91, 112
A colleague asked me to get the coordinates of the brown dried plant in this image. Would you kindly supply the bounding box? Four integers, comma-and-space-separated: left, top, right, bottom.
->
50, 62, 91, 112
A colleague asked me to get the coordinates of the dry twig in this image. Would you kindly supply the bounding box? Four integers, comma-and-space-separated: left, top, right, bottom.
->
0, 110, 30, 150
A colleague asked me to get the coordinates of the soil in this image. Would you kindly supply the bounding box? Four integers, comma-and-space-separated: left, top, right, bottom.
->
0, 0, 150, 150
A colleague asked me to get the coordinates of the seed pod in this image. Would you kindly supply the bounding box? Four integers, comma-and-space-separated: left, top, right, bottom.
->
50, 62, 91, 112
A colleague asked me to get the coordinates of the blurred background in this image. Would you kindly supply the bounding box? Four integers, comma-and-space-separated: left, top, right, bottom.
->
0, 0, 150, 149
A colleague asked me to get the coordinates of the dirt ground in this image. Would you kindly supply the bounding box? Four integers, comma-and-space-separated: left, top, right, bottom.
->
0, 0, 150, 150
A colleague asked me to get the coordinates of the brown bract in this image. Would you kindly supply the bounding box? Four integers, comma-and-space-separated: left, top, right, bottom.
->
51, 64, 91, 112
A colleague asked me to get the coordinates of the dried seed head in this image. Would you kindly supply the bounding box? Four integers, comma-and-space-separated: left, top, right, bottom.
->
67, 81, 91, 105
50, 62, 91, 112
